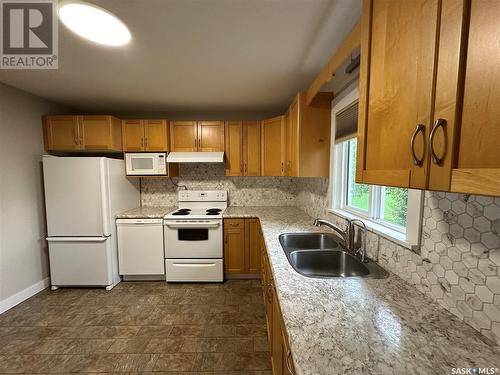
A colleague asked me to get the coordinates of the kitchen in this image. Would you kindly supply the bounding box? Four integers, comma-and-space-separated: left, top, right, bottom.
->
0, 0, 499, 374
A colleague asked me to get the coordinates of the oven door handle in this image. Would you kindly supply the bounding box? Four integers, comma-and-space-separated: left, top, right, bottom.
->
165, 221, 221, 229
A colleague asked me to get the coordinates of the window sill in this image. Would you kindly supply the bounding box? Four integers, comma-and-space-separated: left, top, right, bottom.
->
329, 208, 416, 250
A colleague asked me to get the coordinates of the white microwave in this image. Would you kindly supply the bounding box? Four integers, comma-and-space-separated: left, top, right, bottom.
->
125, 153, 167, 176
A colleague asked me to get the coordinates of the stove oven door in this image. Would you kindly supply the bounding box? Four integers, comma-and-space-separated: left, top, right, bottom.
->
164, 219, 222, 258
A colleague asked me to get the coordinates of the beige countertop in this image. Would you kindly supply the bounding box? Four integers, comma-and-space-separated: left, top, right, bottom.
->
115, 206, 175, 219
223, 206, 500, 375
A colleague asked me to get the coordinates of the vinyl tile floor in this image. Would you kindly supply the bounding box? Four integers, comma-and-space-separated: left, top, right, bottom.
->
0, 280, 272, 374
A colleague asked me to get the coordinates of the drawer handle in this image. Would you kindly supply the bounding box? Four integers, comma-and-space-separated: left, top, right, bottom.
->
429, 118, 446, 165
410, 124, 425, 166
286, 350, 296, 375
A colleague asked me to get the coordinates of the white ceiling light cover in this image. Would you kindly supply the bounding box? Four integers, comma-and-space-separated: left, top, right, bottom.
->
58, 1, 131, 46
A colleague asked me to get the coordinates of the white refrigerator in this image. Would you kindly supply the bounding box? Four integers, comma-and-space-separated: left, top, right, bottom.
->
43, 156, 140, 290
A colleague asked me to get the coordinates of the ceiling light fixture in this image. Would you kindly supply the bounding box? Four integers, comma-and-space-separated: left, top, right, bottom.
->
58, 1, 131, 46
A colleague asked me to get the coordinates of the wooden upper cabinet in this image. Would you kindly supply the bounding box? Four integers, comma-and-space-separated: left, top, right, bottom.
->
225, 121, 261, 176
261, 116, 285, 176
80, 116, 122, 151
44, 115, 121, 152
122, 120, 169, 152
170, 121, 224, 152
432, 0, 500, 196
198, 121, 224, 151
44, 116, 80, 151
170, 121, 197, 151
284, 93, 331, 177
357, 0, 439, 188
244, 121, 261, 176
358, 0, 500, 196
144, 120, 169, 151
225, 121, 243, 176
122, 120, 144, 151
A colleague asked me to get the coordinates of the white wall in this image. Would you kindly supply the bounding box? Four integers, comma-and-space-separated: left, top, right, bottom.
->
0, 83, 71, 310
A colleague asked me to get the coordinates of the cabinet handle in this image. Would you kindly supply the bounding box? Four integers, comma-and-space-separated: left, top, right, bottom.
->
145, 138, 148, 148
281, 162, 284, 174
285, 350, 296, 375
141, 137, 144, 147
79, 135, 83, 145
244, 163, 247, 173
410, 124, 425, 166
429, 118, 446, 165
74, 135, 79, 145
240, 164, 243, 173
194, 138, 197, 149
229, 223, 239, 227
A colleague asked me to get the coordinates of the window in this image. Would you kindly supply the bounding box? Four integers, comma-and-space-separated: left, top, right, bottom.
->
331, 137, 422, 248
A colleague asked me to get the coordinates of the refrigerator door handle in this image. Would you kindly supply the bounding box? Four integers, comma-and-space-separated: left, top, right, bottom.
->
99, 158, 111, 236
46, 237, 109, 243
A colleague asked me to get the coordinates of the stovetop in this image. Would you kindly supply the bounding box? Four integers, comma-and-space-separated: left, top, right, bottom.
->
164, 207, 225, 220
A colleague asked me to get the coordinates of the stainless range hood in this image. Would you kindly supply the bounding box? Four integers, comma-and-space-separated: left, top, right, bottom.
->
167, 152, 225, 163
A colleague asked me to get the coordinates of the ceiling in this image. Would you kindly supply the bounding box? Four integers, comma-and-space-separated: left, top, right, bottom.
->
0, 0, 361, 114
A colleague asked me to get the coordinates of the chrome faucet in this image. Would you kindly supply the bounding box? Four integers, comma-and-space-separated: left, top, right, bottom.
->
313, 218, 349, 248
313, 217, 368, 263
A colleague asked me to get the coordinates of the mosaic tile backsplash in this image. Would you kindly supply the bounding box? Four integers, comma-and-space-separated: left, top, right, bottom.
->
296, 179, 500, 344
142, 164, 499, 344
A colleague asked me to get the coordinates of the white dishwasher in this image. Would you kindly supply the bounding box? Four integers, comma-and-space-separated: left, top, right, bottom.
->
116, 218, 165, 278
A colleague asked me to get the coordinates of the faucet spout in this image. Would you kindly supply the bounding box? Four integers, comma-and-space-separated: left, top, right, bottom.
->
313, 218, 349, 248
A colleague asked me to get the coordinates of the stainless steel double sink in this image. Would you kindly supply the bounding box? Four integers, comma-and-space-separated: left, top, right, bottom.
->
279, 233, 389, 279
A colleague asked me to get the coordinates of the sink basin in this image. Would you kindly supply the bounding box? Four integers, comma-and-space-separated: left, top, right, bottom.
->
279, 233, 389, 279
290, 250, 369, 277
279, 232, 339, 250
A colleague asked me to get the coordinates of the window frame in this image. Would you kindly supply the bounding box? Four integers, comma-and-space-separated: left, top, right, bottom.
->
329, 84, 423, 250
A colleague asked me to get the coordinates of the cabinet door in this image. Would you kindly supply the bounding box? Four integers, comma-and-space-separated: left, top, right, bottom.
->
223, 219, 245, 274
245, 219, 261, 273
261, 116, 285, 176
357, 0, 440, 188
271, 290, 284, 375
122, 120, 145, 151
44, 116, 80, 151
170, 121, 197, 151
432, 0, 500, 196
244, 121, 261, 176
288, 98, 299, 177
79, 116, 113, 150
145, 120, 169, 151
198, 121, 225, 151
225, 121, 243, 176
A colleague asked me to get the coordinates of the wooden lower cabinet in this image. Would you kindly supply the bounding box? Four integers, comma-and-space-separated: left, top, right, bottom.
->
223, 218, 261, 278
261, 245, 295, 375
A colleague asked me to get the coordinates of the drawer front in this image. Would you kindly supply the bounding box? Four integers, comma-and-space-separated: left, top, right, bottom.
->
165, 259, 223, 282
224, 218, 244, 229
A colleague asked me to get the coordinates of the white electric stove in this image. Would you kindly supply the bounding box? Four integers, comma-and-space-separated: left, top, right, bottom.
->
163, 190, 227, 282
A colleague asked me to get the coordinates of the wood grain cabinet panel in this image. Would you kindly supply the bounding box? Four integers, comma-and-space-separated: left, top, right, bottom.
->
170, 121, 198, 151
357, 0, 440, 189
225, 121, 243, 176
223, 218, 262, 277
358, 0, 500, 196
223, 219, 246, 274
244, 121, 261, 176
144, 120, 169, 151
44, 115, 122, 152
122, 120, 144, 151
225, 121, 261, 176
198, 121, 224, 151
261, 116, 285, 176
44, 116, 80, 151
